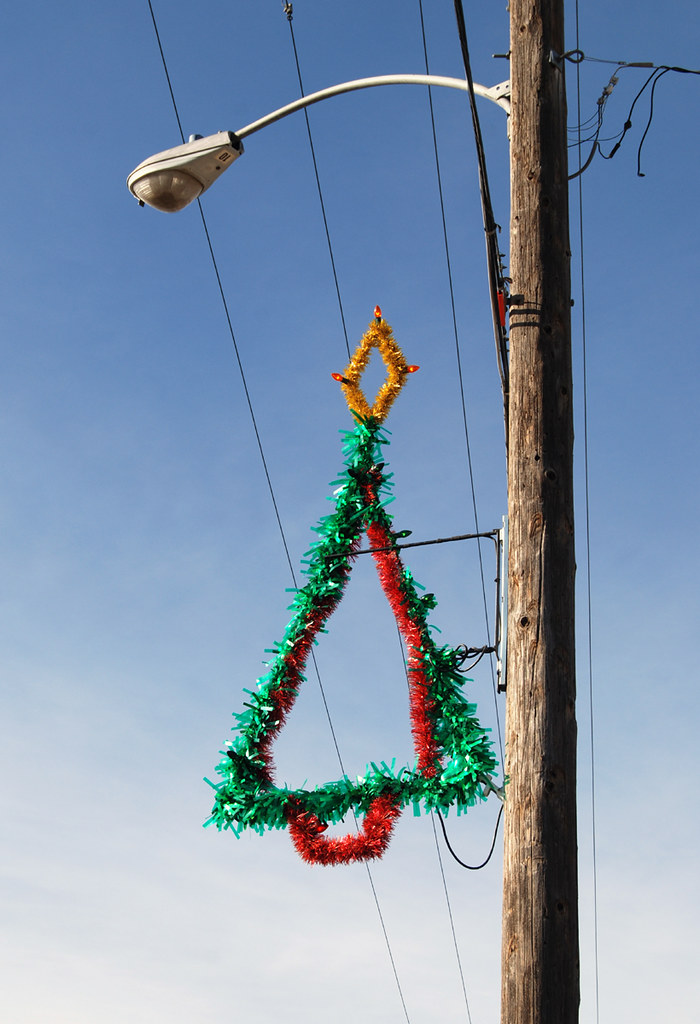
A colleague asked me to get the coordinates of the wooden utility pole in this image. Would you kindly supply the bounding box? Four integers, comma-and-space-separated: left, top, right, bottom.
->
501, 0, 579, 1022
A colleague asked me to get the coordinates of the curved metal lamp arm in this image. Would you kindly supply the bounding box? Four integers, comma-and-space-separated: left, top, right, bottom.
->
127, 74, 510, 211
235, 74, 510, 139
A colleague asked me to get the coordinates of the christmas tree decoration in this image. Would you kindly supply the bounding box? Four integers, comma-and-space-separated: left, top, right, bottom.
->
205, 312, 500, 864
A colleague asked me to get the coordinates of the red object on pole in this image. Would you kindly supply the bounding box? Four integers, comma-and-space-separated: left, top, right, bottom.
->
497, 290, 506, 328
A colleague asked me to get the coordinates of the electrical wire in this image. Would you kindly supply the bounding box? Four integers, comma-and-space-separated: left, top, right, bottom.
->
430, 813, 474, 1024
566, 54, 700, 178
634, 68, 671, 177
568, 67, 622, 179
574, 6, 601, 1021
278, 8, 411, 1020
283, 4, 351, 359
145, 0, 298, 586
363, 859, 411, 1024
146, 0, 185, 143
435, 804, 503, 871
393, 624, 474, 1021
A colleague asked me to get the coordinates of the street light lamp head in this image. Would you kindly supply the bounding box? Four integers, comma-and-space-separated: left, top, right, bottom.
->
127, 131, 244, 212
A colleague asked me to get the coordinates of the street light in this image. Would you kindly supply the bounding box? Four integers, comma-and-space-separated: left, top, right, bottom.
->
127, 73, 510, 212
127, 131, 244, 212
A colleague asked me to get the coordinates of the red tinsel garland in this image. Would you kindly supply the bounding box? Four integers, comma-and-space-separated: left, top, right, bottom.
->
365, 500, 440, 776
286, 793, 403, 865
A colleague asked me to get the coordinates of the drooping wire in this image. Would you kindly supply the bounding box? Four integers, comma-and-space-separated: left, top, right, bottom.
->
566, 55, 700, 178
574, 6, 601, 1022
598, 65, 660, 169
283, 3, 351, 359
394, 606, 501, 881
435, 804, 503, 871
634, 68, 672, 177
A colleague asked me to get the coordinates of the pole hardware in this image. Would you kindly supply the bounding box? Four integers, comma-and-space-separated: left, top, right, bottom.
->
353, 526, 506, 692
549, 48, 586, 70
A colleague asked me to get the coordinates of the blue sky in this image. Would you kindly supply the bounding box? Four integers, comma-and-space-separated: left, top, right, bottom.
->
1, 1, 698, 1021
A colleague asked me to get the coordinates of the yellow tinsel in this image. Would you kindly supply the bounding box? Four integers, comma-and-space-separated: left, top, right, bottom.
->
336, 315, 416, 423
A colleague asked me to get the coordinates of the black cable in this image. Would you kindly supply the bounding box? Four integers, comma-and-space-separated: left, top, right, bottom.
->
600, 67, 659, 161
436, 803, 503, 871
590, 63, 700, 174
194, 206, 298, 583
455, 649, 488, 673
635, 67, 671, 176
146, 0, 185, 143
567, 58, 700, 178
453, 0, 510, 430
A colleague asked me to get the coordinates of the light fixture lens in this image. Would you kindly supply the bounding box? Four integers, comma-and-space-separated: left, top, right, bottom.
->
130, 169, 204, 212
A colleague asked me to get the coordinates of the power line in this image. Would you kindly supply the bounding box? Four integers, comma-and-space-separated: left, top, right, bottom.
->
278, 7, 412, 1020
574, 5, 601, 1020
566, 56, 700, 178
394, 623, 474, 1021
146, 0, 298, 585
430, 813, 475, 1023
283, 3, 351, 359
146, 0, 185, 143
